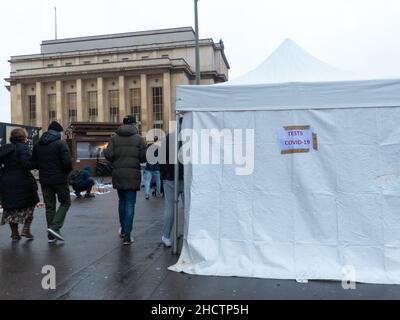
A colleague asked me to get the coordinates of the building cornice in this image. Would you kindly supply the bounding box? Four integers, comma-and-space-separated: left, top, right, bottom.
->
6, 58, 196, 83
10, 39, 217, 62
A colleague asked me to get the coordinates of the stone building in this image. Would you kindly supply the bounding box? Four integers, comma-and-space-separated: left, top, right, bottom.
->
6, 27, 229, 134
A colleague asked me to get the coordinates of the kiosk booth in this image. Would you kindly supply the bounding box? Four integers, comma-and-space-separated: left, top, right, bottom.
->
66, 122, 119, 175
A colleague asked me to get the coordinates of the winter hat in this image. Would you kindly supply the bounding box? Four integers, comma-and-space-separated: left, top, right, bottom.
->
48, 121, 64, 132
123, 115, 136, 125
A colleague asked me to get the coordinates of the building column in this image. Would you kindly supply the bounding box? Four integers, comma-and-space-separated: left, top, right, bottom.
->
62, 90, 69, 129
35, 82, 44, 129
56, 80, 64, 126
76, 79, 84, 121
97, 77, 105, 122
163, 72, 172, 132
11, 83, 23, 125
140, 74, 149, 134
118, 75, 126, 122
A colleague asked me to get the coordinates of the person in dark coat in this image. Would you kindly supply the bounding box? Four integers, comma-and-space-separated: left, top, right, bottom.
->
72, 166, 95, 198
104, 115, 147, 245
0, 128, 39, 241
32, 121, 72, 243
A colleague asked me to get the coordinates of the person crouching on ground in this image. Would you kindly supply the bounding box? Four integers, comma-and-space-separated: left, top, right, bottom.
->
72, 166, 95, 198
32, 121, 73, 243
0, 128, 39, 241
104, 115, 147, 246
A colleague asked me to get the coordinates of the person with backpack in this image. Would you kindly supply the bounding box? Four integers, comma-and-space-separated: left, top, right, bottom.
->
71, 166, 95, 198
0, 128, 39, 242
32, 121, 73, 243
104, 115, 147, 245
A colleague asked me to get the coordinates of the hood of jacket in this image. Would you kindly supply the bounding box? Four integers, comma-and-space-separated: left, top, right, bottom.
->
0, 143, 15, 159
83, 166, 92, 174
39, 130, 61, 145
116, 125, 138, 137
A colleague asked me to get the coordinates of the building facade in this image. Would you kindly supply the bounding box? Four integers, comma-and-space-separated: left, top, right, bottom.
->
6, 27, 229, 134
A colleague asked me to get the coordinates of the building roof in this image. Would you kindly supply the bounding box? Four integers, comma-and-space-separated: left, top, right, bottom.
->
41, 27, 196, 54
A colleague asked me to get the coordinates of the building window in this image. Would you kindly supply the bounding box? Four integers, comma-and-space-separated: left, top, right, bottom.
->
109, 90, 119, 123
47, 64, 54, 68
65, 62, 72, 66
84, 60, 91, 65
67, 93, 77, 123
152, 87, 163, 129
102, 59, 110, 63
121, 57, 129, 62
130, 88, 141, 134
29, 96, 36, 127
88, 91, 98, 122
69, 109, 77, 123
48, 94, 56, 122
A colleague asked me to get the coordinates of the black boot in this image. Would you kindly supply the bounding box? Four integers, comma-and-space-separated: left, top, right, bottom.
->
21, 219, 34, 240
10, 223, 21, 242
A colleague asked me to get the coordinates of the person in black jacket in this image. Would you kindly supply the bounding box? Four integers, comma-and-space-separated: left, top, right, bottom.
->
0, 128, 39, 242
32, 121, 72, 243
104, 115, 147, 246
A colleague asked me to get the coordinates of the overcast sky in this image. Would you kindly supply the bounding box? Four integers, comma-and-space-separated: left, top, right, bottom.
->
1, 0, 400, 122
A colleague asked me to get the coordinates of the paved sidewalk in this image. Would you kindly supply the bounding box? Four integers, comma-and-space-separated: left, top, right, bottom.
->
1, 188, 400, 300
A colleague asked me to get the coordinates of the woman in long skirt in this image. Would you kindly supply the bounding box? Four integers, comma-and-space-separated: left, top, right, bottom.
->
0, 128, 39, 241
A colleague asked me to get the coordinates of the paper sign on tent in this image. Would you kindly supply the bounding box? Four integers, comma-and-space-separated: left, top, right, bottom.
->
278, 125, 318, 155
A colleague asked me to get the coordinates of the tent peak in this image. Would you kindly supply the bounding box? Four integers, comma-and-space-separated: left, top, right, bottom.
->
281, 38, 299, 47
231, 38, 360, 85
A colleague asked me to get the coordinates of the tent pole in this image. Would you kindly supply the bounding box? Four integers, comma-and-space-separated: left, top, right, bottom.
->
173, 113, 180, 255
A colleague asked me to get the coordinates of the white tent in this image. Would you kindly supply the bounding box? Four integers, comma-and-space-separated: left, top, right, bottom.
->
171, 79, 400, 284
231, 38, 362, 84
169, 40, 400, 285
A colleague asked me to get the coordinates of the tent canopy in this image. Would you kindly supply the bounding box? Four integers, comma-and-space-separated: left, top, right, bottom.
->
230, 38, 361, 85
171, 39, 400, 285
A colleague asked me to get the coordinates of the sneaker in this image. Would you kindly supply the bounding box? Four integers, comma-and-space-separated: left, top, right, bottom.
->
48, 234, 57, 243
162, 236, 172, 247
48, 228, 65, 242
84, 193, 95, 198
118, 227, 125, 238
145, 195, 150, 200
75, 192, 82, 198
123, 234, 134, 245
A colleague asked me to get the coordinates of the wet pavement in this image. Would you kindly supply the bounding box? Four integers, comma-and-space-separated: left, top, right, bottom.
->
1, 186, 400, 300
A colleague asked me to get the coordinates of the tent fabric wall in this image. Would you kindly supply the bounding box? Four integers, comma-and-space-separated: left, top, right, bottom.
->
170, 79, 400, 284
177, 79, 400, 112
